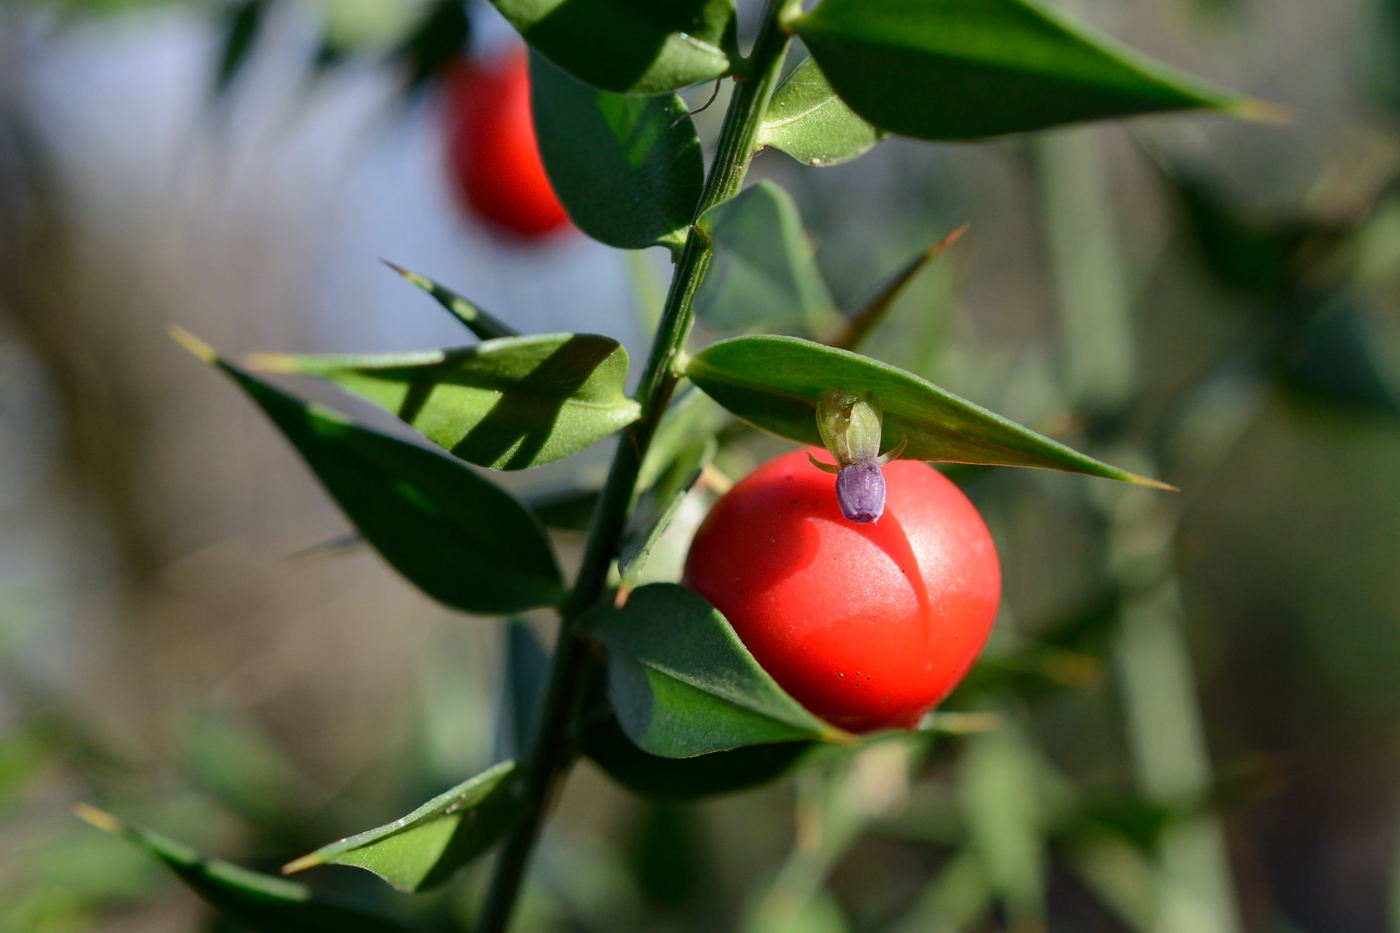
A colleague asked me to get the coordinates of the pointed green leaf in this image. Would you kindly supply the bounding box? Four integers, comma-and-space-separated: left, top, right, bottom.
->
583, 584, 851, 757
175, 329, 564, 614
74, 806, 421, 933
581, 712, 815, 800
384, 262, 520, 340
684, 335, 1173, 488
694, 181, 835, 332
249, 333, 639, 471
618, 438, 714, 589
825, 224, 968, 351
758, 57, 886, 167
531, 53, 704, 250
396, 0, 471, 92
793, 0, 1262, 140
490, 0, 736, 94
214, 0, 267, 94
284, 761, 523, 893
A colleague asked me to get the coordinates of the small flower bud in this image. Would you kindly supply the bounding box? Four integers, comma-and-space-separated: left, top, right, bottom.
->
835, 461, 886, 523
816, 389, 883, 467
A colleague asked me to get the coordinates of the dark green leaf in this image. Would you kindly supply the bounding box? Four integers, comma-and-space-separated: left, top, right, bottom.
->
793, 0, 1260, 140
215, 0, 266, 94
490, 0, 736, 94
174, 328, 564, 614
684, 335, 1172, 488
531, 53, 704, 250
1276, 294, 1400, 415
499, 620, 549, 758
248, 333, 639, 471
758, 56, 885, 167
74, 806, 421, 933
525, 484, 601, 531
284, 761, 523, 893
583, 584, 849, 757
1177, 179, 1296, 294
825, 224, 968, 350
582, 712, 814, 800
383, 261, 519, 340
397, 0, 471, 91
618, 438, 714, 590
694, 181, 835, 332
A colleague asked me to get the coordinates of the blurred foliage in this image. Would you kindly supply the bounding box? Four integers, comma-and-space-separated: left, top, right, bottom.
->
2, 0, 1400, 931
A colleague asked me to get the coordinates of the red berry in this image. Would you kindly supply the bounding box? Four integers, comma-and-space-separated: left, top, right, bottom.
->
684, 449, 1000, 733
443, 49, 570, 239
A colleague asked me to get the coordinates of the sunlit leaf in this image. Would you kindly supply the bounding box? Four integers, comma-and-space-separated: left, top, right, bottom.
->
758, 57, 885, 167
684, 336, 1172, 488
74, 806, 421, 933
531, 53, 704, 250
793, 0, 1262, 140
694, 181, 835, 332
284, 761, 523, 893
248, 333, 639, 471
383, 261, 520, 340
174, 329, 564, 614
489, 0, 736, 94
583, 584, 850, 757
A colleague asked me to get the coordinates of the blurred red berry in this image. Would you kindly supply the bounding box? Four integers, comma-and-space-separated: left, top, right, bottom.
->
443, 49, 569, 240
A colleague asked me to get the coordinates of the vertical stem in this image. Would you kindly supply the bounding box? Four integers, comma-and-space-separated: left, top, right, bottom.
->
471, 9, 792, 932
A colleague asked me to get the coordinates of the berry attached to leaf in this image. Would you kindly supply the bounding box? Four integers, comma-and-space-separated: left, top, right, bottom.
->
684, 449, 1000, 732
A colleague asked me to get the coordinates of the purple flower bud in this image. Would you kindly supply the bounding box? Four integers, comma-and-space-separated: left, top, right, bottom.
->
835, 461, 885, 523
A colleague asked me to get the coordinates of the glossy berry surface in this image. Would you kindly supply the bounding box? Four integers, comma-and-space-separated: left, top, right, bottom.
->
684, 449, 1000, 732
444, 49, 569, 239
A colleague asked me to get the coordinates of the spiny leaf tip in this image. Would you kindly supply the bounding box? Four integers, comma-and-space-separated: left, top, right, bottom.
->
281, 852, 322, 876
168, 325, 217, 364
73, 803, 124, 834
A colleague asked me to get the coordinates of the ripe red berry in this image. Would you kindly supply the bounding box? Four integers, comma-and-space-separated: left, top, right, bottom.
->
443, 49, 570, 239
684, 448, 1000, 733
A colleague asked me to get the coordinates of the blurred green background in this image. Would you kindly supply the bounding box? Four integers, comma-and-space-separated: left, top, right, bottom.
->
2, 0, 1400, 931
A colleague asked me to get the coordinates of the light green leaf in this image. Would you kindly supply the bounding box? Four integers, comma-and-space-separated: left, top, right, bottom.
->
531, 53, 704, 250
758, 57, 886, 167
793, 0, 1265, 140
248, 333, 640, 471
490, 0, 736, 94
174, 329, 565, 614
683, 335, 1173, 488
284, 761, 523, 893
618, 438, 714, 590
583, 584, 850, 757
74, 806, 421, 933
635, 387, 731, 492
694, 181, 835, 332
383, 261, 519, 340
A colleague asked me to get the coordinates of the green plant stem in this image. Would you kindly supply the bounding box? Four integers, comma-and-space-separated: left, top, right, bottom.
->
470, 9, 792, 933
